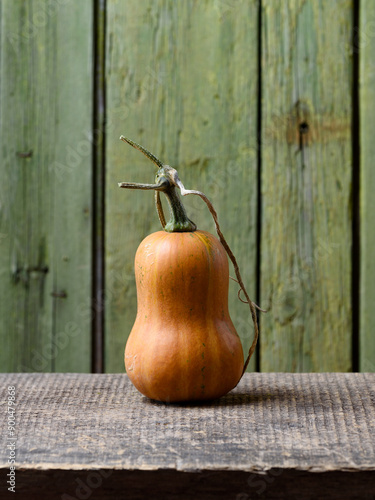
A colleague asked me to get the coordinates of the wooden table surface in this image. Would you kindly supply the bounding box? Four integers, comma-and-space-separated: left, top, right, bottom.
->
1, 372, 374, 499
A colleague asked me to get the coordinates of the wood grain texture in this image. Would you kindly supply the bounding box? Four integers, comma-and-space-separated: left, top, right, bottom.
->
0, 1, 93, 372
260, 1, 353, 371
359, 0, 375, 372
105, 0, 259, 372
0, 372, 374, 499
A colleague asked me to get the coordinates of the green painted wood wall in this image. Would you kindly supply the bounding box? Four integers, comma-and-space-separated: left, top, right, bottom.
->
0, 0, 93, 372
0, 0, 373, 374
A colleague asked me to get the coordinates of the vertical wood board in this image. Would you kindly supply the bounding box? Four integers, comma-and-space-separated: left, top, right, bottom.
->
0, 0, 93, 372
260, 0, 353, 371
359, 0, 375, 372
105, 0, 259, 372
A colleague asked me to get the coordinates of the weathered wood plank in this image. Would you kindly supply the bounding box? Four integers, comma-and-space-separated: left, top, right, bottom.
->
260, 1, 353, 371
0, 0, 93, 371
1, 372, 374, 470
105, 0, 259, 372
0, 373, 374, 498
359, 0, 375, 372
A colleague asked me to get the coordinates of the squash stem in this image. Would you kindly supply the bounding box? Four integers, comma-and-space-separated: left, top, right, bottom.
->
119, 136, 196, 233
162, 183, 196, 233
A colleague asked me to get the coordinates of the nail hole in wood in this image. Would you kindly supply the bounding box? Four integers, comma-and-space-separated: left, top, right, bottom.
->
51, 290, 68, 299
299, 122, 309, 134
16, 151, 33, 158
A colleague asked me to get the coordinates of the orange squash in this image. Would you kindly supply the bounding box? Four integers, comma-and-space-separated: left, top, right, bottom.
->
119, 137, 258, 403
125, 230, 244, 402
